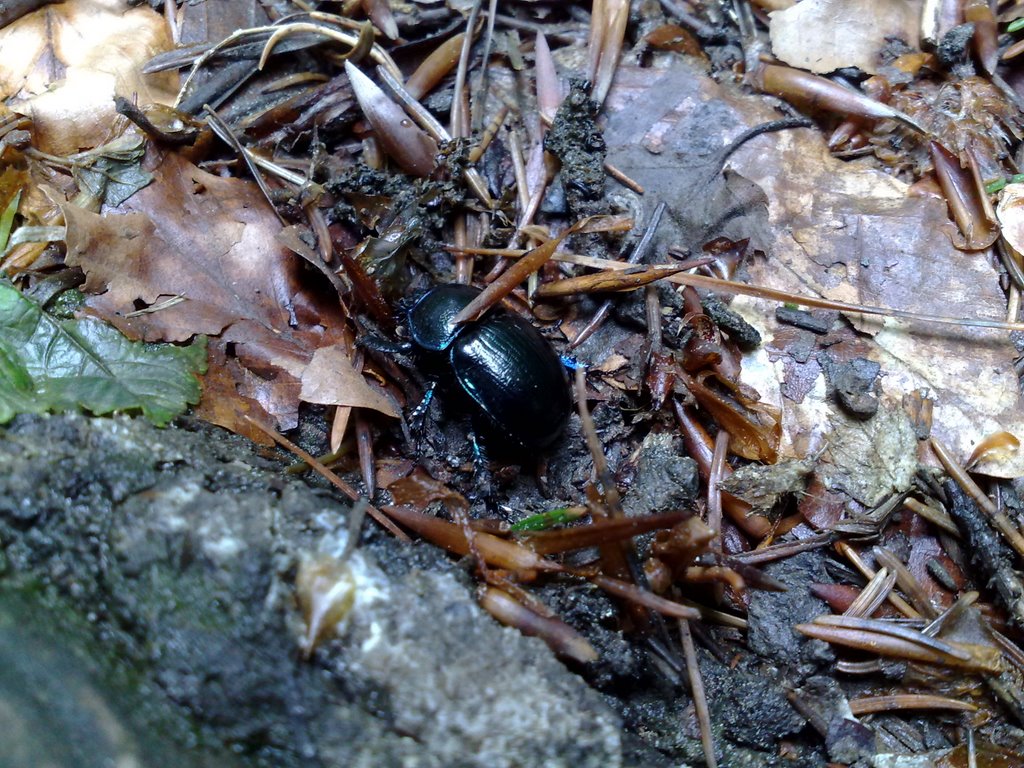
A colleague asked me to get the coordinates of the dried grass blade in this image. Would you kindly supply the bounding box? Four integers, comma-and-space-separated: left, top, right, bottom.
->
812, 615, 972, 658
450, 217, 599, 325
848, 694, 978, 716
534, 265, 686, 298
587, 575, 700, 620
681, 600, 748, 630
589, 0, 629, 106
519, 511, 688, 555
844, 567, 896, 618
707, 430, 728, 547
378, 505, 564, 574
450, 2, 480, 139
259, 21, 375, 70
930, 141, 999, 251
587, 0, 606, 89
808, 614, 1003, 672
480, 586, 598, 663
922, 591, 978, 637
835, 541, 920, 618
545, 251, 1024, 332
176, 22, 400, 109
873, 546, 939, 620
903, 497, 960, 536
796, 622, 1000, 672
204, 106, 279, 216
931, 437, 1024, 559
680, 619, 718, 768
730, 533, 833, 564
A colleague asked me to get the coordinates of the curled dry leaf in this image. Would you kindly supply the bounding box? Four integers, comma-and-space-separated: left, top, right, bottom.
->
299, 346, 399, 418
0, 0, 177, 154
192, 343, 275, 446
684, 370, 782, 463
387, 467, 468, 514
63, 154, 305, 341
964, 431, 1020, 470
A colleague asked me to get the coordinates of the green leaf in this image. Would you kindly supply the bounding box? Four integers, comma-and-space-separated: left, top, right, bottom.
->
0, 281, 206, 426
986, 177, 1007, 195
510, 507, 586, 532
0, 189, 20, 253
1009, 17, 1024, 33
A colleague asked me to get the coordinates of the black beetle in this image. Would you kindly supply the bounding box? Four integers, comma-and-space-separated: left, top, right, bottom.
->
406, 284, 572, 450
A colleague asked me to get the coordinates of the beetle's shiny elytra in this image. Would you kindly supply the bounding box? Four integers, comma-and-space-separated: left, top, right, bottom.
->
407, 284, 571, 450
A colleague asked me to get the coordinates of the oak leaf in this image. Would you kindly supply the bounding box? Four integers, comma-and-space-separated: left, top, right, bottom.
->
65, 151, 391, 434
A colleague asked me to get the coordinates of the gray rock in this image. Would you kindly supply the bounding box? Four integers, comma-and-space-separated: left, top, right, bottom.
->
748, 551, 835, 670
0, 414, 622, 768
0, 586, 242, 768
623, 432, 699, 517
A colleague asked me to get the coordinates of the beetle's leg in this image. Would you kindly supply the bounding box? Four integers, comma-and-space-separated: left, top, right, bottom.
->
357, 332, 414, 357
560, 353, 585, 372
404, 379, 438, 454
408, 379, 437, 434
535, 454, 552, 498
469, 431, 498, 516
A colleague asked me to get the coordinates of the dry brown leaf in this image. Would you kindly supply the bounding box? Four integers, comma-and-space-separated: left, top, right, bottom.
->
192, 343, 276, 446
727, 131, 1024, 478
602, 61, 1024, 478
817, 406, 918, 507
300, 346, 399, 418
64, 150, 357, 432
63, 155, 301, 343
0, 0, 176, 154
996, 182, 1024, 256
0, 165, 28, 215
769, 0, 921, 75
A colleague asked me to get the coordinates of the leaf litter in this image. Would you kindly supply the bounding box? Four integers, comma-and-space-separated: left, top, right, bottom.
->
0, 0, 177, 154
2, 0, 1024, 766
